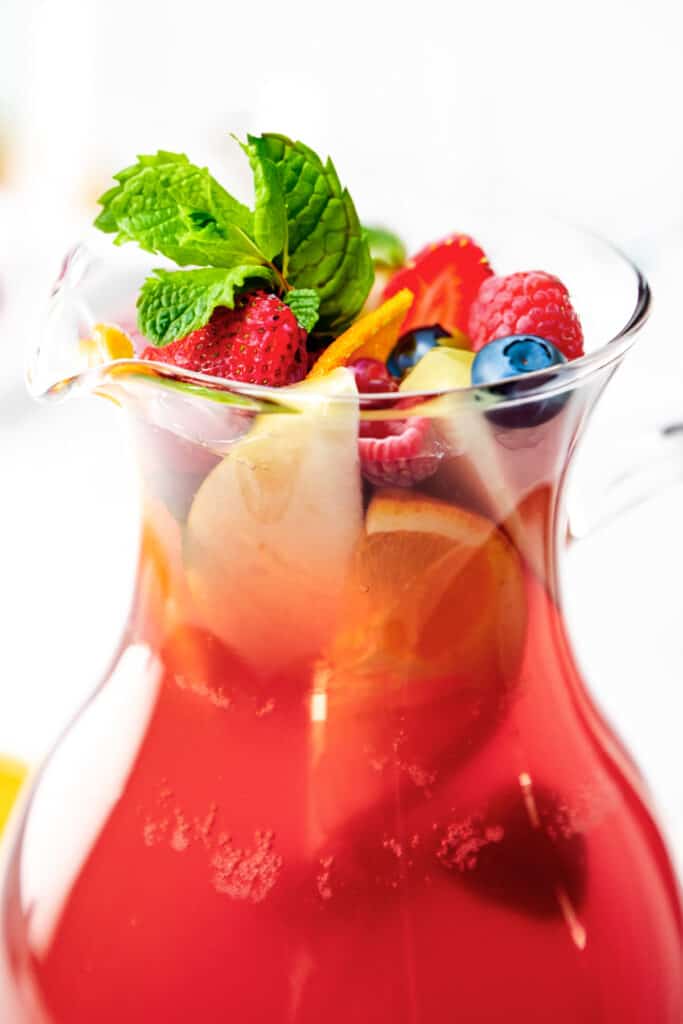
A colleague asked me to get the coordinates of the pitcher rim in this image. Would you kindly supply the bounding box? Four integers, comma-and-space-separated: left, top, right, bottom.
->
28, 234, 651, 411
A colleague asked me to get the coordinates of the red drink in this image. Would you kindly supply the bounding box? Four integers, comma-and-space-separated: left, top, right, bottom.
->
2, 386, 681, 1022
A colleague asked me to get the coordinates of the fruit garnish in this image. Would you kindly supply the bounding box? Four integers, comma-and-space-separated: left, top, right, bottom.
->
306, 289, 413, 379
0, 755, 27, 838
468, 271, 584, 360
95, 135, 373, 349
387, 324, 453, 378
184, 368, 363, 675
472, 334, 566, 383
140, 290, 307, 386
398, 346, 474, 393
329, 489, 527, 701
471, 334, 567, 428
347, 358, 398, 395
359, 415, 441, 488
382, 233, 492, 337
79, 322, 135, 366
349, 354, 436, 488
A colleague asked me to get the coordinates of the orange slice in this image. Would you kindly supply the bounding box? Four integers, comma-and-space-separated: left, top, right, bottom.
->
306, 289, 413, 379
312, 491, 528, 841
329, 489, 527, 706
0, 755, 27, 837
79, 322, 134, 366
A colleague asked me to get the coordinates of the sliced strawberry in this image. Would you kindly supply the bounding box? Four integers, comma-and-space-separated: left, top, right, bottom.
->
382, 234, 493, 338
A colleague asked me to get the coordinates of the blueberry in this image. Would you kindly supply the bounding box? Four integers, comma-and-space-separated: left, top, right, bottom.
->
471, 334, 568, 428
387, 324, 451, 378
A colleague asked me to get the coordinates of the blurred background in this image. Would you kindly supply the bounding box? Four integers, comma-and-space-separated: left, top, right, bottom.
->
1, 0, 682, 860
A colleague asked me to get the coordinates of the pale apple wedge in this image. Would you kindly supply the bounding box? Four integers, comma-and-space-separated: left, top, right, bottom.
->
184, 369, 363, 677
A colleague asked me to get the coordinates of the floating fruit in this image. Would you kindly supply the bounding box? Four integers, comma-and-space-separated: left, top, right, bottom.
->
472, 334, 567, 428
398, 345, 474, 393
383, 234, 493, 336
79, 322, 134, 366
184, 369, 363, 676
358, 415, 442, 488
141, 292, 308, 386
328, 489, 527, 705
387, 325, 452, 378
468, 271, 584, 360
306, 290, 413, 379
347, 358, 397, 394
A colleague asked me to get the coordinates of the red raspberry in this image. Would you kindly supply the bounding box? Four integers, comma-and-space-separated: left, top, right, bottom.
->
359, 415, 442, 488
468, 271, 584, 360
141, 291, 307, 386
382, 234, 493, 337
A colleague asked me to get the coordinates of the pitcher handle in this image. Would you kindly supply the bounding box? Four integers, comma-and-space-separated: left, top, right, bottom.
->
568, 420, 683, 540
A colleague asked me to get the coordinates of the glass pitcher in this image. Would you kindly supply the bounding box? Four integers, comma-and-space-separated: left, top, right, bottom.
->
1, 222, 681, 1022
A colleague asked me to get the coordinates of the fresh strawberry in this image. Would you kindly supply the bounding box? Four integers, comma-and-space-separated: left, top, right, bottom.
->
381, 234, 492, 337
141, 291, 307, 386
468, 271, 584, 360
359, 415, 442, 488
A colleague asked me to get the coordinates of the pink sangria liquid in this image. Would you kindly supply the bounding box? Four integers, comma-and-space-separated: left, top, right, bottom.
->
2, 395, 682, 1023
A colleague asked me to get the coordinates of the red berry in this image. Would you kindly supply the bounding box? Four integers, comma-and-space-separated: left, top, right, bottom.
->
347, 358, 398, 394
141, 291, 307, 387
382, 234, 492, 337
468, 271, 584, 360
359, 415, 442, 488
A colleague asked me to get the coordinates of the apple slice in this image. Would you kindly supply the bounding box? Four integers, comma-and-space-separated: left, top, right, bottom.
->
184, 369, 363, 678
398, 346, 474, 393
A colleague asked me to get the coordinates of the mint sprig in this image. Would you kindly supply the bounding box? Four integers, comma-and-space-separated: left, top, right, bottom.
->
243, 137, 288, 263
137, 266, 274, 345
96, 152, 259, 268
254, 135, 373, 332
284, 289, 320, 333
95, 135, 373, 346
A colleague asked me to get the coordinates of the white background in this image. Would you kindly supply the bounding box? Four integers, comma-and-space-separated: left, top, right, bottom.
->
1, 0, 682, 863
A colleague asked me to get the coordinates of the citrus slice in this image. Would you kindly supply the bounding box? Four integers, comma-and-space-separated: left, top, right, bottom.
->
0, 755, 27, 838
306, 289, 413, 379
313, 490, 528, 845
329, 489, 527, 705
79, 322, 134, 367
184, 368, 363, 676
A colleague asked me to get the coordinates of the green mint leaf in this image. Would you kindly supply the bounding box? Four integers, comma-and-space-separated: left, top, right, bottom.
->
95, 152, 264, 269
362, 225, 406, 269
137, 265, 274, 345
250, 134, 373, 332
243, 135, 288, 262
284, 288, 320, 332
